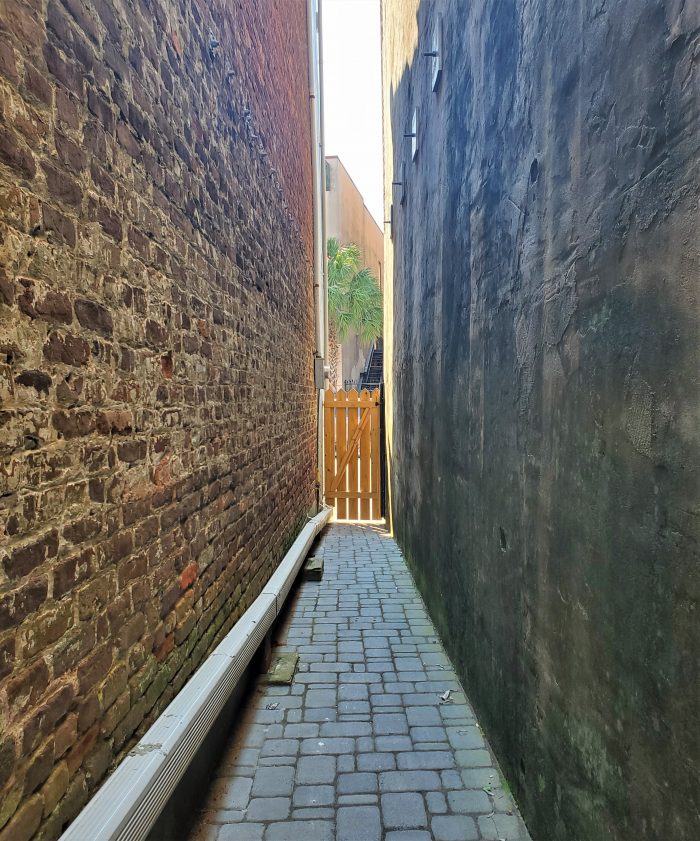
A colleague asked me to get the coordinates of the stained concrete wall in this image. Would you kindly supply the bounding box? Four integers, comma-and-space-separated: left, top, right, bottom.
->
382, 1, 699, 840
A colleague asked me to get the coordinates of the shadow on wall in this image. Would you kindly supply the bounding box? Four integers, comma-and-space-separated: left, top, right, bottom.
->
384, 1, 699, 840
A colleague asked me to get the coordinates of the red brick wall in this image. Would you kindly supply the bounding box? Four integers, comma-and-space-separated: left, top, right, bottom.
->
0, 0, 316, 837
233, 0, 313, 257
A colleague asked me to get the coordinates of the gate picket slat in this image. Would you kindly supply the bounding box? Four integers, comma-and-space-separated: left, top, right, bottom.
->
325, 387, 382, 522
324, 389, 335, 503
335, 389, 347, 519
370, 388, 381, 518
347, 389, 359, 520
360, 391, 372, 520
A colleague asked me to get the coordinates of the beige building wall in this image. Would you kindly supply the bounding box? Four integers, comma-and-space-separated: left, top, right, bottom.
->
325, 156, 384, 388
381, 1, 418, 529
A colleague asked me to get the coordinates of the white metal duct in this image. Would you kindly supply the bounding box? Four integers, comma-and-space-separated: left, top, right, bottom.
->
58, 507, 332, 841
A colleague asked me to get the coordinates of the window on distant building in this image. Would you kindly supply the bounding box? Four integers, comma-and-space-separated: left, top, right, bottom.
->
325, 162, 331, 191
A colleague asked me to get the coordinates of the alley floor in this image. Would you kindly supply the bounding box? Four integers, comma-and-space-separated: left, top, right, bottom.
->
189, 523, 531, 841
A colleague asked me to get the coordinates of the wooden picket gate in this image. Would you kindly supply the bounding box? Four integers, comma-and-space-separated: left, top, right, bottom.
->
324, 388, 382, 521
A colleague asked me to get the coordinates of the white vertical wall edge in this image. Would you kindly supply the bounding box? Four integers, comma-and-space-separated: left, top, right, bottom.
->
58, 507, 332, 841
308, 0, 327, 502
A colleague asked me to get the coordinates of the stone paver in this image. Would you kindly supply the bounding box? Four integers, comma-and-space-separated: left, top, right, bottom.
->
189, 523, 531, 840
381, 793, 428, 829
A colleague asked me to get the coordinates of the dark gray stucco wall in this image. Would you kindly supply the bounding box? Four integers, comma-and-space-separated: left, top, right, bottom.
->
382, 1, 699, 839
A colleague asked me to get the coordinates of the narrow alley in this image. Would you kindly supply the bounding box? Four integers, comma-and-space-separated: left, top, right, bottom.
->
189, 524, 530, 841
0, 0, 697, 839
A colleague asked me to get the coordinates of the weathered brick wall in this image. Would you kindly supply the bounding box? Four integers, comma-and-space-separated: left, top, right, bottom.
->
0, 0, 316, 838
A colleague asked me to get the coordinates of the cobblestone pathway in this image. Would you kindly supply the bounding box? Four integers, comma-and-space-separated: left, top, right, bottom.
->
189, 523, 531, 841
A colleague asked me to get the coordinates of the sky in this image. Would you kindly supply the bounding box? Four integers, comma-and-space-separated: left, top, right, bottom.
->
322, 0, 383, 226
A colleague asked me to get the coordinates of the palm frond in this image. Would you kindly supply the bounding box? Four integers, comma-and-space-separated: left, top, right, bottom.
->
327, 240, 383, 343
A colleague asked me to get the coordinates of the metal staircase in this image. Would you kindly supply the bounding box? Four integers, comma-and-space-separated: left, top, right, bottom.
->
360, 338, 383, 391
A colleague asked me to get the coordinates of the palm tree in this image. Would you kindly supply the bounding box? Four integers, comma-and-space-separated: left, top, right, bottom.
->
327, 238, 383, 344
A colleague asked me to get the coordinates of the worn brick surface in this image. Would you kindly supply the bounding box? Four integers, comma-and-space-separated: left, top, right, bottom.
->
0, 0, 315, 836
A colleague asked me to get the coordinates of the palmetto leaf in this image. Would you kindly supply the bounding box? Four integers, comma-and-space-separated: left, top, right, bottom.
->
327, 239, 382, 343
327, 237, 340, 260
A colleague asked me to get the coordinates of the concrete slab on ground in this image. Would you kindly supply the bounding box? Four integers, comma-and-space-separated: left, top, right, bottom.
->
265, 653, 300, 686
